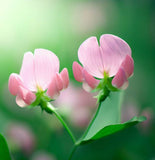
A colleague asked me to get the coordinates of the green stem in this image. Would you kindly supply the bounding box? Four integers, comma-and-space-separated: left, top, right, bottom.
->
78, 89, 110, 145
68, 145, 78, 160
46, 102, 76, 143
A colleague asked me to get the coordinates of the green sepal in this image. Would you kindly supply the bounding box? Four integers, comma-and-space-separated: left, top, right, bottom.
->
31, 90, 53, 106
106, 77, 119, 92
30, 90, 54, 114
31, 91, 45, 107
92, 73, 119, 103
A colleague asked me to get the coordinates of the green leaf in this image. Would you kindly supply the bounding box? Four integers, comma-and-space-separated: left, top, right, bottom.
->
77, 92, 146, 145
0, 134, 12, 160
82, 116, 146, 144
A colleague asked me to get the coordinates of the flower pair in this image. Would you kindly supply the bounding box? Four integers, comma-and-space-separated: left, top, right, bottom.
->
9, 34, 134, 107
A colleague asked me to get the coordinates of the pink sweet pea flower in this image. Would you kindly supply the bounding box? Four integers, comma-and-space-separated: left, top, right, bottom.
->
8, 49, 69, 107
73, 34, 134, 90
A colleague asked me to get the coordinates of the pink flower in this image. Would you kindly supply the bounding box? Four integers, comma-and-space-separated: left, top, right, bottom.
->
73, 34, 134, 90
6, 123, 35, 154
54, 83, 97, 128
8, 49, 69, 107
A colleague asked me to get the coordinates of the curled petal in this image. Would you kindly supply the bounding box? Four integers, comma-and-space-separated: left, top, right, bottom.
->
8, 73, 23, 95
78, 37, 104, 78
73, 62, 99, 92
16, 96, 27, 107
20, 52, 36, 91
25, 91, 36, 105
112, 67, 128, 89
121, 55, 134, 78
34, 49, 59, 91
55, 73, 63, 91
60, 68, 69, 89
83, 69, 99, 90
16, 86, 36, 107
46, 76, 60, 99
100, 34, 131, 77
72, 62, 83, 82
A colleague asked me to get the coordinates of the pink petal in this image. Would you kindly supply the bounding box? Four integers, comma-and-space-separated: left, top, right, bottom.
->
20, 52, 36, 91
78, 37, 104, 78
25, 90, 36, 105
83, 69, 99, 89
46, 76, 60, 99
55, 73, 63, 91
8, 73, 23, 95
100, 34, 131, 77
34, 49, 59, 91
16, 86, 36, 107
121, 55, 134, 78
112, 67, 128, 89
60, 68, 69, 89
72, 62, 84, 82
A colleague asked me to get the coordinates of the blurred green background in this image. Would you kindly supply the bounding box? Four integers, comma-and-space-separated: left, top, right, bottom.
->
0, 0, 155, 159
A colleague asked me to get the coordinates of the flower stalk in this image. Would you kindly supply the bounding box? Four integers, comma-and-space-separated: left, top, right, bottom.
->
45, 102, 76, 144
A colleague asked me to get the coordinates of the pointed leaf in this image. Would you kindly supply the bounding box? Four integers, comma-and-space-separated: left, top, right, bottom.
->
0, 134, 12, 160
81, 116, 146, 144
78, 92, 146, 145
